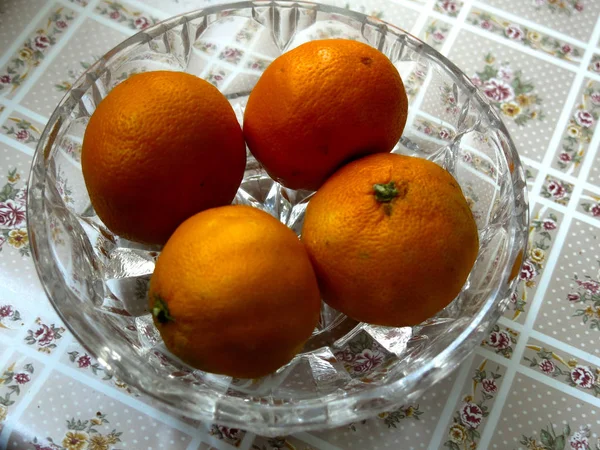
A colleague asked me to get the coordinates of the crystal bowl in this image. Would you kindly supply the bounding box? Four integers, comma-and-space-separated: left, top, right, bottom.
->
27, 0, 528, 436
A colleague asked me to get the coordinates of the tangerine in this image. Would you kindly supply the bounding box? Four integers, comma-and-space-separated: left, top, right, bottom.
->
82, 71, 246, 245
243, 39, 408, 191
301, 153, 479, 327
149, 205, 321, 378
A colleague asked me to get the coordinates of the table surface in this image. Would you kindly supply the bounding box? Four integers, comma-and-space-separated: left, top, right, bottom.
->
2, 0, 600, 449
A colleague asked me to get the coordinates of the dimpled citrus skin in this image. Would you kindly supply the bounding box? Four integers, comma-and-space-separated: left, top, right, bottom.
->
301, 153, 479, 327
243, 39, 408, 191
81, 71, 246, 245
148, 205, 322, 379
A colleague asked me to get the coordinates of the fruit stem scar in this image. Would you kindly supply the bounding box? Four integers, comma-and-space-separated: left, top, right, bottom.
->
373, 181, 399, 203
152, 295, 174, 324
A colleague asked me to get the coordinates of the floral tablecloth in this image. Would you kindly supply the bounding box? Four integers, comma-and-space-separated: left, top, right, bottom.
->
1, 0, 600, 448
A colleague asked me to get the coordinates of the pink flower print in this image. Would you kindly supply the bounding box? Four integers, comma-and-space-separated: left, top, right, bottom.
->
497, 65, 513, 82
568, 293, 581, 302
439, 128, 451, 139
542, 218, 557, 230
483, 78, 514, 103
0, 75, 11, 84
570, 435, 589, 450
15, 129, 30, 142
432, 31, 445, 42
562, 44, 573, 54
153, 350, 171, 366
481, 378, 497, 393
441, 1, 458, 13
593, 61, 600, 73
547, 180, 566, 199
334, 349, 355, 363
110, 10, 120, 19
480, 20, 492, 30
56, 20, 68, 29
460, 403, 483, 429
34, 35, 50, 50
589, 204, 600, 217
571, 365, 595, 389
575, 110, 594, 128
471, 74, 482, 87
570, 426, 590, 450
134, 16, 150, 29
382, 328, 404, 340
77, 354, 91, 368
505, 25, 524, 40
488, 330, 511, 350
14, 372, 30, 384
216, 425, 242, 441
0, 199, 27, 229
510, 292, 517, 304
559, 152, 572, 162
34, 443, 53, 450
423, 126, 432, 135
518, 261, 537, 282
14, 188, 27, 206
577, 279, 600, 295
353, 349, 384, 374
34, 324, 55, 347
574, 2, 584, 12
0, 305, 13, 318
539, 359, 555, 374
591, 92, 600, 105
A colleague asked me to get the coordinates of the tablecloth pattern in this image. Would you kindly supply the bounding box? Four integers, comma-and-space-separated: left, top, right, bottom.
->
1, 0, 600, 449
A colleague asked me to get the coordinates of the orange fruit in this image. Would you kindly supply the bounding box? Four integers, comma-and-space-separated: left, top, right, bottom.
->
301, 153, 479, 327
81, 71, 246, 245
148, 205, 321, 378
509, 249, 524, 281
243, 39, 408, 191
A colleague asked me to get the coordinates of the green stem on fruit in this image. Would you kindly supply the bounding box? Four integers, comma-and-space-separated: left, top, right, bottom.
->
373, 182, 399, 203
152, 295, 174, 324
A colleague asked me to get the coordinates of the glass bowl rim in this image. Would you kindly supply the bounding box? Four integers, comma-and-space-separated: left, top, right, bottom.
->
27, 0, 529, 432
